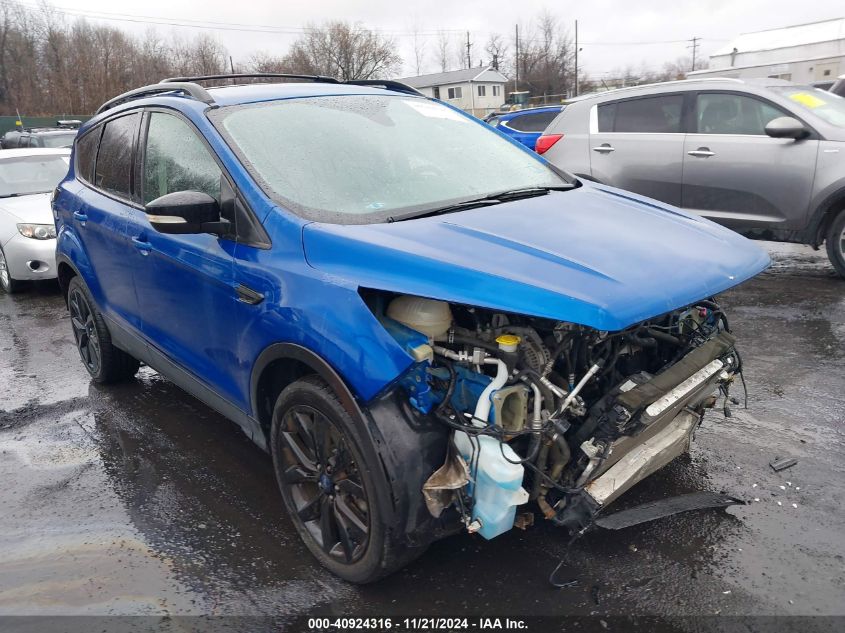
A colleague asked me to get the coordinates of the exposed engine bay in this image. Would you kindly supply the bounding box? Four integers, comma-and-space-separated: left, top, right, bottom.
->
364, 290, 743, 538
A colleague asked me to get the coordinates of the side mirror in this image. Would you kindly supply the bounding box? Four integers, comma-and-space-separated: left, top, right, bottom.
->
765, 116, 810, 140
145, 191, 228, 235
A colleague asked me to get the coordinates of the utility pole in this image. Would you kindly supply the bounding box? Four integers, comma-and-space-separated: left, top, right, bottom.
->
515, 24, 520, 91
688, 36, 701, 72
574, 20, 579, 97
466, 31, 472, 70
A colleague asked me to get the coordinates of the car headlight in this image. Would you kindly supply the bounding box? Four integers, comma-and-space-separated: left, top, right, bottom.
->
16, 223, 57, 240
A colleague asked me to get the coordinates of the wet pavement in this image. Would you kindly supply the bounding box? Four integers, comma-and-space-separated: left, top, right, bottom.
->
0, 243, 843, 625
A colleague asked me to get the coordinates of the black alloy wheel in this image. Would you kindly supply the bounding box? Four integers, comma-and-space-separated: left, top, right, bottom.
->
65, 276, 140, 383
69, 285, 102, 375
278, 403, 370, 563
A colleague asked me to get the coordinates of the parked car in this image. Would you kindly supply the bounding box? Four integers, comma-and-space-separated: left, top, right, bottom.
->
54, 74, 768, 583
537, 78, 845, 277
0, 129, 23, 149
0, 148, 70, 292
485, 105, 564, 149
831, 74, 845, 97
1, 127, 78, 149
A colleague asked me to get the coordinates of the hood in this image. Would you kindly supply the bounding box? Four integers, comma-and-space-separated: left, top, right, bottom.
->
0, 193, 53, 224
302, 184, 770, 331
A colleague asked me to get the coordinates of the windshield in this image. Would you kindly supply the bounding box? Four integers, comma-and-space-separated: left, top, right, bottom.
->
211, 95, 571, 224
770, 86, 845, 128
40, 132, 76, 148
0, 155, 69, 198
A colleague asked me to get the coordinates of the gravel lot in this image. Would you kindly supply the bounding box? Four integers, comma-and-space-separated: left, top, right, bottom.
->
0, 242, 843, 629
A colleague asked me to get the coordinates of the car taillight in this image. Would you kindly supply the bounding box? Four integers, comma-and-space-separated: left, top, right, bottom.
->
535, 134, 563, 155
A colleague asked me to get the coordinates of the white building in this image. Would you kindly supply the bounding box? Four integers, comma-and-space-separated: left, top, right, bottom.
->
395, 67, 509, 117
688, 18, 845, 84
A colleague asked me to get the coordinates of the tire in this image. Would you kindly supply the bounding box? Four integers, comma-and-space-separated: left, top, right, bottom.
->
0, 245, 26, 294
270, 375, 423, 583
67, 276, 140, 383
825, 208, 845, 278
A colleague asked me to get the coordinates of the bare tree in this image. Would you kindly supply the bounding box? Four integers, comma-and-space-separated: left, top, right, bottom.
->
485, 33, 508, 72
281, 21, 402, 80
508, 11, 576, 99
411, 24, 426, 75
435, 30, 450, 73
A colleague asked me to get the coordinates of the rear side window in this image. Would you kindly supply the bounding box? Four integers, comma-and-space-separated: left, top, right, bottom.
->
143, 112, 222, 205
94, 113, 140, 201
601, 95, 684, 133
695, 93, 786, 135
75, 128, 101, 183
506, 111, 560, 132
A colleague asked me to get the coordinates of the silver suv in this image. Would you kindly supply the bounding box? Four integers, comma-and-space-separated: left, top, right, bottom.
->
540, 78, 845, 277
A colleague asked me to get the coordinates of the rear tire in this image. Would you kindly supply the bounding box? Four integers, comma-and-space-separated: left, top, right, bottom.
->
270, 375, 424, 583
825, 208, 845, 278
67, 276, 140, 383
0, 245, 26, 294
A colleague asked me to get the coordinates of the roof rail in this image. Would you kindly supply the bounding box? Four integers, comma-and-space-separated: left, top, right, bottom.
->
345, 79, 423, 97
96, 82, 214, 115
162, 73, 423, 96
161, 73, 340, 85
94, 74, 425, 116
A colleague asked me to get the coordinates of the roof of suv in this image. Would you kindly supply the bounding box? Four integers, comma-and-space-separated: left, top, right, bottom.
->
567, 77, 798, 104
203, 82, 413, 107
92, 75, 426, 118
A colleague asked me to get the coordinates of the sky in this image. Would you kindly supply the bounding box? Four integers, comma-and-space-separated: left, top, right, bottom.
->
23, 0, 845, 78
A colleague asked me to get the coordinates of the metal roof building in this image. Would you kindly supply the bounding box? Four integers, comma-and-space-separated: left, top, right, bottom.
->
689, 18, 845, 84
395, 67, 509, 117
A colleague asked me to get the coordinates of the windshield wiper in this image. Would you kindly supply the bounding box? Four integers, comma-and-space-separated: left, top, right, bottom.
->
0, 193, 23, 198
389, 185, 574, 222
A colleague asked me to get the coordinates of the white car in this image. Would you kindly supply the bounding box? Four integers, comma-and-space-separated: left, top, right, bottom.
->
0, 148, 70, 293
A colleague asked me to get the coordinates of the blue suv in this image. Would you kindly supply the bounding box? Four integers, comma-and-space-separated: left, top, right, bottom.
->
54, 74, 769, 583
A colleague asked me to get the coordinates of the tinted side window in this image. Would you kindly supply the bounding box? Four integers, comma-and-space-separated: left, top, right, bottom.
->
507, 111, 560, 132
95, 113, 140, 200
143, 112, 222, 205
597, 102, 617, 132
75, 127, 101, 183
613, 95, 684, 133
695, 93, 786, 135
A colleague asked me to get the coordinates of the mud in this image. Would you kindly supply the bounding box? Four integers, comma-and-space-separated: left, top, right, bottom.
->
1, 243, 843, 621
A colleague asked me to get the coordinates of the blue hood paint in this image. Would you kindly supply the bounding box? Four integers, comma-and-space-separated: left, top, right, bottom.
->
302, 183, 770, 332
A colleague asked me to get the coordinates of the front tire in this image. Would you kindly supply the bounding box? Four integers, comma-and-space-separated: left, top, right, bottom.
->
270, 375, 423, 583
825, 208, 845, 278
0, 245, 26, 294
67, 276, 140, 383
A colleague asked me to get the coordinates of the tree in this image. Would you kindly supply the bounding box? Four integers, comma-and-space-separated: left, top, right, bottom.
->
485, 33, 508, 72
435, 30, 450, 73
510, 12, 577, 99
281, 21, 401, 80
411, 24, 426, 76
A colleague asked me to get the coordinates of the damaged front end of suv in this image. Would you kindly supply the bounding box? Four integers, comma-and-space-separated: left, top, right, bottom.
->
300, 183, 771, 567
365, 290, 742, 538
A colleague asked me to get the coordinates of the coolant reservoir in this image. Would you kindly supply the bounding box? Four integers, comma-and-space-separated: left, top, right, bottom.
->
387, 295, 453, 339
453, 430, 529, 539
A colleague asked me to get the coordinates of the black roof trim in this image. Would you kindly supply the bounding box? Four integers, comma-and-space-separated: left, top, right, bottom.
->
161, 72, 340, 85
95, 82, 214, 115
95, 74, 425, 115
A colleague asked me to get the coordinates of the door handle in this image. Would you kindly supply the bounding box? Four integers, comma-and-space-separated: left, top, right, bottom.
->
688, 148, 715, 158
131, 237, 152, 256
592, 144, 615, 153
235, 284, 264, 305
73, 211, 88, 225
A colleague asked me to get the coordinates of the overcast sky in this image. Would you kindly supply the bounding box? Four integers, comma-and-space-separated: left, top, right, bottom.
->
48, 0, 844, 77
